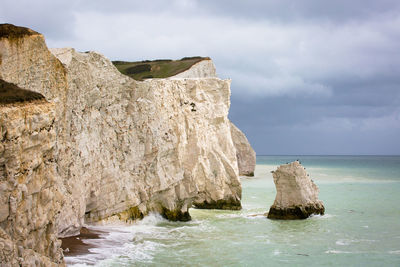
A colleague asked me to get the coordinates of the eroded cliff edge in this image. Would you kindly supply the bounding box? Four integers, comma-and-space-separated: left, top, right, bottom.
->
230, 122, 256, 176
0, 79, 64, 266
50, 47, 242, 232
0, 24, 242, 242
165, 58, 256, 176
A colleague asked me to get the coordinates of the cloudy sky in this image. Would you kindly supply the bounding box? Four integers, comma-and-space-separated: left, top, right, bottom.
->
2, 0, 400, 155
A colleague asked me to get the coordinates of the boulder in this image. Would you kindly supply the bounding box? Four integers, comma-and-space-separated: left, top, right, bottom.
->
267, 161, 324, 219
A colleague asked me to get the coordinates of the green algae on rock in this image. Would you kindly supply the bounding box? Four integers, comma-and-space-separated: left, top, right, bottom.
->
161, 207, 191, 222
267, 161, 325, 220
194, 197, 242, 210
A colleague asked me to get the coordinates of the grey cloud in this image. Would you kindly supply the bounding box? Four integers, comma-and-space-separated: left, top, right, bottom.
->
194, 0, 400, 24
0, 0, 77, 40
1, 0, 400, 154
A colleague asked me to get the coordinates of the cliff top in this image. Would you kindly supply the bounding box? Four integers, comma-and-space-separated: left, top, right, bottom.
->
112, 56, 211, 81
0, 79, 45, 104
0, 23, 40, 39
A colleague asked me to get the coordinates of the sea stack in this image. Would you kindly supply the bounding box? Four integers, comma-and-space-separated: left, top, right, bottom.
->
267, 161, 324, 219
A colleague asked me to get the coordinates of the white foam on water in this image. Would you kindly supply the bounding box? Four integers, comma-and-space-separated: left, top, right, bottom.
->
309, 214, 334, 219
215, 213, 243, 219
137, 212, 166, 226
66, 212, 221, 266
273, 249, 281, 256
388, 250, 400, 254
246, 214, 267, 219
335, 238, 376, 246
65, 213, 174, 266
214, 212, 267, 221
336, 239, 352, 246
325, 250, 353, 254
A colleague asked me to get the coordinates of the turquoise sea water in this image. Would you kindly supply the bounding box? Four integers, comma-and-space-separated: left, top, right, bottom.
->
68, 156, 400, 266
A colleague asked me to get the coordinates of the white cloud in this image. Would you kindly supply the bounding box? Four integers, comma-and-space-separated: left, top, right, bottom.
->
3, 0, 400, 154
227, 71, 332, 97
43, 9, 400, 100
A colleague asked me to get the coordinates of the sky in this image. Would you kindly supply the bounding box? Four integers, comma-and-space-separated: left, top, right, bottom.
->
2, 0, 400, 155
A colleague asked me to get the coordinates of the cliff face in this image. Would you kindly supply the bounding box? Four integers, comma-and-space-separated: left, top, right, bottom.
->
0, 24, 242, 243
171, 59, 217, 78
0, 81, 64, 266
229, 122, 256, 176
50, 48, 241, 235
167, 59, 256, 177
0, 25, 67, 102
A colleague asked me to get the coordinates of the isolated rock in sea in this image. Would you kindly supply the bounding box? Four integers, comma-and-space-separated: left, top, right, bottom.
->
0, 24, 242, 241
170, 58, 217, 78
0, 80, 64, 266
229, 121, 256, 176
267, 161, 324, 219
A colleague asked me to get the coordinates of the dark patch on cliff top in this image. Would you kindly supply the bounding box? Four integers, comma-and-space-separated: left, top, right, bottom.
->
0, 79, 45, 104
112, 56, 210, 81
0, 23, 40, 39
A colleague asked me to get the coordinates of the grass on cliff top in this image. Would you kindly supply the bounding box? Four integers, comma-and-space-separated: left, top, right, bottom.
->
112, 56, 210, 81
0, 79, 45, 104
0, 23, 39, 39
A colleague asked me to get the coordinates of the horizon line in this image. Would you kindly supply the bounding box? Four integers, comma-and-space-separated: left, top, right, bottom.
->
257, 154, 400, 156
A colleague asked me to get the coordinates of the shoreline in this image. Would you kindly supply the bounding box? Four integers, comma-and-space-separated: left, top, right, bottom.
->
61, 227, 107, 257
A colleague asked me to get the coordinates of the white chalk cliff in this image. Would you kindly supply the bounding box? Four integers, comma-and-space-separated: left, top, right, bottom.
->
50, 47, 242, 233
0, 24, 247, 265
0, 80, 64, 266
267, 161, 325, 219
168, 58, 256, 177
229, 122, 256, 176
170, 59, 217, 78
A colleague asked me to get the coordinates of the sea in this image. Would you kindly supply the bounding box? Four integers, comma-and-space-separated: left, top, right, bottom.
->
67, 155, 400, 266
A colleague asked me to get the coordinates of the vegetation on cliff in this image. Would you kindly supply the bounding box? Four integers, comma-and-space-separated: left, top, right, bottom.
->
0, 79, 45, 104
0, 23, 39, 39
112, 56, 210, 80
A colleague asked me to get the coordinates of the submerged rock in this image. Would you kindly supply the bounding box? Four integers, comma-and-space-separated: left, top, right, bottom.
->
267, 161, 324, 219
